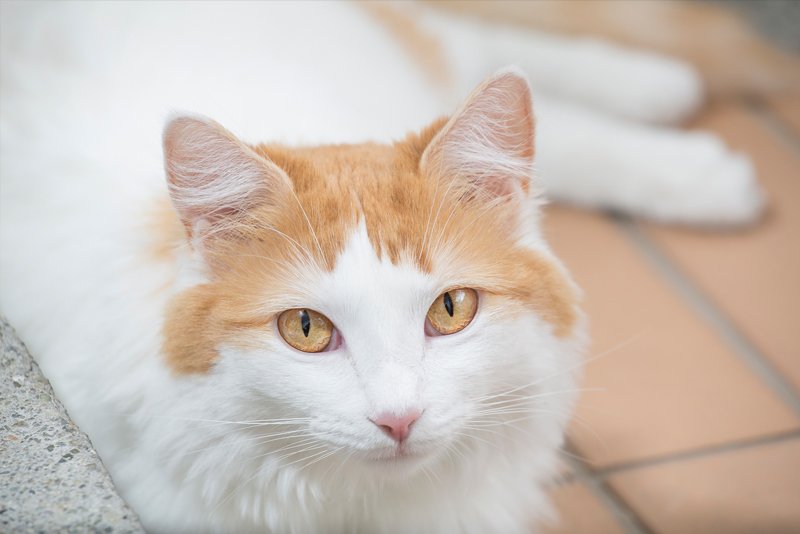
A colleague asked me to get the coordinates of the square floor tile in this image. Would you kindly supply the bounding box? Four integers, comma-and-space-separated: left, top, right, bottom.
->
544, 482, 622, 534
608, 438, 800, 533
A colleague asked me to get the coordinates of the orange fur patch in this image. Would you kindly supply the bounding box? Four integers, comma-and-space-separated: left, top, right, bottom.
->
159, 121, 576, 374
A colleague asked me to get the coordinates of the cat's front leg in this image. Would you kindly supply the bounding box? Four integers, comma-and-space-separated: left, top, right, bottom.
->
535, 96, 764, 225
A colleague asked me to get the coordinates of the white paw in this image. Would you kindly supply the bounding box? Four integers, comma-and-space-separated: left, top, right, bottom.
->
643, 133, 765, 226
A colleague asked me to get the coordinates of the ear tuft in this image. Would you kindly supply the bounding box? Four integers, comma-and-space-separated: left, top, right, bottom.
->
421, 67, 535, 199
163, 115, 287, 237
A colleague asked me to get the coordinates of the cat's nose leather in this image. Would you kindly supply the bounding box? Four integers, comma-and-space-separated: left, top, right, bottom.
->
371, 410, 421, 443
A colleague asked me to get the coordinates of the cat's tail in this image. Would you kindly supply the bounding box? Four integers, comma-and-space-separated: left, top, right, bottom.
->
425, 0, 800, 98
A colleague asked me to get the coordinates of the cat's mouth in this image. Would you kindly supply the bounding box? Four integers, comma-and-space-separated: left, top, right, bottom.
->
361, 442, 435, 467
369, 446, 417, 462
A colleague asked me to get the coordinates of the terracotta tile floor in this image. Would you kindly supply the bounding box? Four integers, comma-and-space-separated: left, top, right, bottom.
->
542, 98, 800, 532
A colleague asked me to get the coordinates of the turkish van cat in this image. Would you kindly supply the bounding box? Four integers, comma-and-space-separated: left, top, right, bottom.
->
0, 2, 762, 532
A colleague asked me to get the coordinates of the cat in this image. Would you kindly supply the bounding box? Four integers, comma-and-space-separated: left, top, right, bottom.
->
0, 1, 764, 532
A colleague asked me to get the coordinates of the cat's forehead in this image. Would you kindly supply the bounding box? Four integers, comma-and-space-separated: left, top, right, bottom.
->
253, 132, 444, 272
257, 143, 410, 191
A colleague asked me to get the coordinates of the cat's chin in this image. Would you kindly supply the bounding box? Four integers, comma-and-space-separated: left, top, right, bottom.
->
357, 444, 439, 478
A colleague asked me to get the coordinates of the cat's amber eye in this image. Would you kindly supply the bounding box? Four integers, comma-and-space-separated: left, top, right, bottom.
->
426, 288, 478, 336
277, 309, 334, 353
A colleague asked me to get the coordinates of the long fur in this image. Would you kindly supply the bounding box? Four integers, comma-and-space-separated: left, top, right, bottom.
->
0, 1, 767, 531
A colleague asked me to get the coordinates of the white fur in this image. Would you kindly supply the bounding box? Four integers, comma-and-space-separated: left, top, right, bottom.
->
0, 1, 760, 532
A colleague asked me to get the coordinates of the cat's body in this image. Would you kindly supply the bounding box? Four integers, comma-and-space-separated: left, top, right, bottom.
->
0, 2, 762, 532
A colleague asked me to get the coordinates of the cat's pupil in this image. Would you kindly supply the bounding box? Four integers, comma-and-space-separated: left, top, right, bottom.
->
300, 310, 311, 337
443, 292, 454, 317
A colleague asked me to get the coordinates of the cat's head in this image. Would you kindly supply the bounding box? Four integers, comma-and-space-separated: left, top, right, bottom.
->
158, 68, 582, 487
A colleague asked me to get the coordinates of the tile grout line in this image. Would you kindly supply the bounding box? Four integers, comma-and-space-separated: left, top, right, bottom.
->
563, 429, 800, 533
563, 441, 652, 534
593, 428, 800, 478
748, 98, 800, 157
614, 217, 800, 416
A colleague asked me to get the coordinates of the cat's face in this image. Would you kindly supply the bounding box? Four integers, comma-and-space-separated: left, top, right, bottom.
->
158, 69, 581, 481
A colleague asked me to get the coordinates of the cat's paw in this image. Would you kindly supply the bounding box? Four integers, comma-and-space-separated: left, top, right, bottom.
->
644, 133, 765, 225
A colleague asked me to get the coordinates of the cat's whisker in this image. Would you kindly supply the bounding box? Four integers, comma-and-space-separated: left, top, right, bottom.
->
442, 441, 459, 468
471, 391, 581, 411
294, 446, 342, 473
558, 444, 595, 465
450, 430, 499, 451
181, 428, 313, 456
470, 406, 600, 468
451, 437, 471, 464
418, 167, 445, 264
257, 223, 315, 264
564, 414, 609, 453
274, 444, 334, 472
441, 440, 463, 470
475, 387, 604, 409
215, 436, 325, 469
470, 396, 595, 417
320, 447, 355, 484
269, 440, 328, 461
474, 329, 646, 404
95, 417, 315, 457
334, 449, 358, 481
204, 439, 324, 519
420, 462, 440, 487
471, 407, 546, 417
106, 412, 312, 427
285, 185, 325, 261
267, 438, 326, 460
202, 441, 333, 513
459, 423, 510, 443
429, 192, 507, 258
463, 410, 599, 465
120, 426, 303, 458
421, 170, 462, 261
465, 407, 570, 428
475, 407, 602, 453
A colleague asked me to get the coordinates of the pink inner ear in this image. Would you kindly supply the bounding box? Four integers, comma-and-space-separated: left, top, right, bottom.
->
162, 115, 285, 236
421, 68, 535, 199
474, 173, 522, 199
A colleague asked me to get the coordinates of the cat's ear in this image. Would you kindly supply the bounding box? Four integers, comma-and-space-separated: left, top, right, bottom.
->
163, 115, 289, 240
420, 67, 534, 199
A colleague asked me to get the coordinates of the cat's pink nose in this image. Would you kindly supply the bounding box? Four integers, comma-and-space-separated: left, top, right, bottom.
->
371, 410, 421, 443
